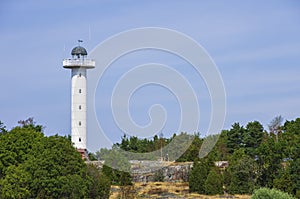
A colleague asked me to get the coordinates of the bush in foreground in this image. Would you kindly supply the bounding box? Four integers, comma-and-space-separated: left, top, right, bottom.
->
251, 188, 296, 199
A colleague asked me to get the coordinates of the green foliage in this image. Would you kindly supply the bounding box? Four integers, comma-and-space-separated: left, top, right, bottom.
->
251, 188, 296, 199
290, 158, 300, 197
0, 122, 111, 198
0, 127, 44, 177
227, 123, 244, 153
0, 165, 31, 199
243, 121, 264, 157
112, 132, 200, 162
177, 133, 203, 162
256, 136, 283, 187
282, 118, 300, 160
86, 164, 111, 199
94, 117, 300, 198
0, 121, 7, 134
23, 135, 89, 198
153, 169, 164, 182
228, 155, 257, 194
189, 158, 211, 194
101, 148, 132, 186
204, 167, 223, 195
273, 167, 293, 194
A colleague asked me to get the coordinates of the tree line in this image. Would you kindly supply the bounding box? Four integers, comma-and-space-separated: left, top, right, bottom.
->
95, 116, 300, 198
0, 116, 299, 198
189, 117, 299, 198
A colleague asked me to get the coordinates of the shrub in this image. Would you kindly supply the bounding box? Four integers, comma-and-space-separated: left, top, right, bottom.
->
153, 169, 164, 182
251, 188, 296, 199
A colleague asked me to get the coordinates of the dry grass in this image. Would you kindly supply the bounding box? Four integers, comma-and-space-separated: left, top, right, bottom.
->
109, 182, 251, 199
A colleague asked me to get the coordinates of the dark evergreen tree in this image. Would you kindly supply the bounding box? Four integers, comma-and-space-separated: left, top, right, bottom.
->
102, 148, 132, 186
243, 121, 264, 157
256, 137, 283, 188
273, 166, 293, 194
177, 133, 203, 162
290, 158, 300, 197
282, 118, 300, 160
86, 164, 111, 199
204, 167, 223, 195
227, 123, 244, 154
189, 158, 211, 194
0, 121, 7, 134
228, 155, 257, 194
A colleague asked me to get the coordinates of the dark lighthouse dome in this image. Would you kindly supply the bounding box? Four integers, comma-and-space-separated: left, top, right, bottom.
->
71, 46, 88, 56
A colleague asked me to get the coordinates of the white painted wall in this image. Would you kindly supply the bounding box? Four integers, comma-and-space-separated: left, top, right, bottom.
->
71, 68, 87, 149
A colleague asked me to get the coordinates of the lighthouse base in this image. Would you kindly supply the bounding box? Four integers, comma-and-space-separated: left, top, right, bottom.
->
77, 148, 89, 160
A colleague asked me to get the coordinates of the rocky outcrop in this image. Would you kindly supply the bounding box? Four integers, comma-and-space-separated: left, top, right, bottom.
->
132, 162, 192, 183
88, 160, 192, 183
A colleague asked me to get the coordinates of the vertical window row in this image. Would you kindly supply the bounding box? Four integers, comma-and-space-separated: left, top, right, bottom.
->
77, 72, 83, 143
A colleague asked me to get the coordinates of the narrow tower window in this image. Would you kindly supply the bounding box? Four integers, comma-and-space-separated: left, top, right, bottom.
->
79, 89, 81, 93
79, 138, 81, 142
79, 105, 81, 110
79, 121, 81, 126
79, 73, 81, 77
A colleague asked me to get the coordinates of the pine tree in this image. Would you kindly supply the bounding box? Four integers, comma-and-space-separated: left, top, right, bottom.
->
243, 121, 264, 157
227, 123, 244, 154
189, 158, 210, 194
204, 167, 223, 195
228, 155, 257, 194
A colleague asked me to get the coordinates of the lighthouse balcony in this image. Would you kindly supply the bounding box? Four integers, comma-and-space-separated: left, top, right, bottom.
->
63, 59, 95, 69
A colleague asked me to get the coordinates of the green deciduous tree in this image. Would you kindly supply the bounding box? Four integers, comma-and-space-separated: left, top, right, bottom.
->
0, 122, 111, 198
0, 127, 44, 178
23, 135, 89, 198
0, 165, 31, 198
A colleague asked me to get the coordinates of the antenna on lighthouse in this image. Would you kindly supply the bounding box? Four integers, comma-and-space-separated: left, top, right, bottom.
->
78, 39, 83, 46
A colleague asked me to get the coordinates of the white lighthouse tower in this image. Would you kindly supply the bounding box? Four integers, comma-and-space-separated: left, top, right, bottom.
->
63, 41, 95, 159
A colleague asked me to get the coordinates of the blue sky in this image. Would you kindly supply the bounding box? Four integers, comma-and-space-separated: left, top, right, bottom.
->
1, 1, 300, 151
